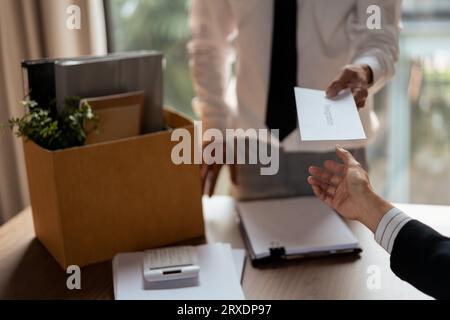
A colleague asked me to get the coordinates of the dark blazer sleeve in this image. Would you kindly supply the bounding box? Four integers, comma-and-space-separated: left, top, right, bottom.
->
390, 220, 450, 300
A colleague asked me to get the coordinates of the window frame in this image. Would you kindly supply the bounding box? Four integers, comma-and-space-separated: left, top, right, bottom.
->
103, 0, 116, 53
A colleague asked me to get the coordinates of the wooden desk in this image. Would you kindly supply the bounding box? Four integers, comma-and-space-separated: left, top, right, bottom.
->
1, 196, 449, 299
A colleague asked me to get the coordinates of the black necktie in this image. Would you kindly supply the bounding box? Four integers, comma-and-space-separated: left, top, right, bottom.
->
266, 0, 298, 141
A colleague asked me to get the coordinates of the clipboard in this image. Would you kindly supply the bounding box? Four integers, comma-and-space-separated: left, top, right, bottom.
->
236, 197, 362, 266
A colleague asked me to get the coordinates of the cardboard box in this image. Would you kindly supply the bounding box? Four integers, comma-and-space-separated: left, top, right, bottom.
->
23, 109, 205, 269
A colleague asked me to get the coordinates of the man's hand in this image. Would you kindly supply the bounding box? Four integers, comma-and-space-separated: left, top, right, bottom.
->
307, 145, 393, 232
326, 64, 373, 109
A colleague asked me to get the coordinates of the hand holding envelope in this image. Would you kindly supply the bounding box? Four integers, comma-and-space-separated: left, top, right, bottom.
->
294, 87, 366, 141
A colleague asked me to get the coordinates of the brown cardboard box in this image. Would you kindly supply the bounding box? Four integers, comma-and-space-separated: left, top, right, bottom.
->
23, 108, 205, 269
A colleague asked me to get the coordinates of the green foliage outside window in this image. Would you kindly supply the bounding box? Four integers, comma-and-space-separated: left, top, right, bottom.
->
108, 0, 195, 117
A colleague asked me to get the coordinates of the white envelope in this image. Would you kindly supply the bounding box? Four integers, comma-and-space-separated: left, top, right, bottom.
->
294, 87, 366, 141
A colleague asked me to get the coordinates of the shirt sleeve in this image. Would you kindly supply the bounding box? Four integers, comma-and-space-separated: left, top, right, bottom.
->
350, 0, 402, 95
187, 0, 237, 134
374, 207, 412, 254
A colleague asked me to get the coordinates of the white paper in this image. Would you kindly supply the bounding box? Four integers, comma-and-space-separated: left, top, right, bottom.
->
237, 197, 359, 259
232, 248, 246, 281
294, 87, 366, 141
113, 243, 245, 300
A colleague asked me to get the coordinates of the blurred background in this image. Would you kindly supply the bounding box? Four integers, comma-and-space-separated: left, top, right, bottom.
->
1, 0, 450, 224
105, 0, 450, 205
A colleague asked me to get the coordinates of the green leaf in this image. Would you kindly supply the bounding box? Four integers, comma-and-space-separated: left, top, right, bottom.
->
1, 97, 100, 151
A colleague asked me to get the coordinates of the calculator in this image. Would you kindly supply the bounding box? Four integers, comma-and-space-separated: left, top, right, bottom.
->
143, 246, 200, 282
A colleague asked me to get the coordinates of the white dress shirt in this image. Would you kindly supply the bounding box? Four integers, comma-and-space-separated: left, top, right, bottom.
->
375, 207, 412, 254
188, 0, 401, 152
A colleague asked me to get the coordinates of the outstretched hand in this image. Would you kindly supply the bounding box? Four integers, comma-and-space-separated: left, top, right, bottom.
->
307, 145, 393, 232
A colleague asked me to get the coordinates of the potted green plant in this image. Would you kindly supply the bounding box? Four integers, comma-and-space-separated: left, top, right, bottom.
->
2, 96, 98, 150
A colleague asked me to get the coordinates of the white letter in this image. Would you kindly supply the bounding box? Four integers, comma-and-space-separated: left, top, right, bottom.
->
233, 129, 258, 165
66, 265, 81, 290
204, 307, 211, 318
225, 129, 236, 165
366, 265, 381, 290
203, 129, 224, 165
171, 128, 192, 165
259, 130, 279, 176
366, 5, 381, 30
66, 5, 81, 30
193, 121, 203, 165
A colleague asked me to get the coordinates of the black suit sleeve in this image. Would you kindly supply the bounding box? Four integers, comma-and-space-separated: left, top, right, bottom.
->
390, 220, 450, 300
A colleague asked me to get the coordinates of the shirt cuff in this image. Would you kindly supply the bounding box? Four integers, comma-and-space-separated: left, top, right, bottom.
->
353, 55, 382, 87
374, 207, 412, 254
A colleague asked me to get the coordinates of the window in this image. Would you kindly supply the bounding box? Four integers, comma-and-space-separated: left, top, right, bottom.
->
105, 0, 194, 117
369, 0, 450, 205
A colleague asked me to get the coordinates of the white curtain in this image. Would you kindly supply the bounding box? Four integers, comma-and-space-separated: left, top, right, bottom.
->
0, 0, 107, 224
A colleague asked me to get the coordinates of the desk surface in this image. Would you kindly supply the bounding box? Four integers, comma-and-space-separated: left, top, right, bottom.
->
1, 196, 449, 299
